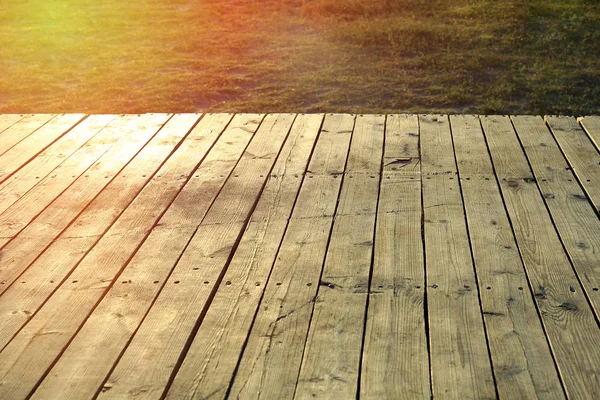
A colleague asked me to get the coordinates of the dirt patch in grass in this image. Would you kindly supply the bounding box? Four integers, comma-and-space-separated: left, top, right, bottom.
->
1, 0, 599, 114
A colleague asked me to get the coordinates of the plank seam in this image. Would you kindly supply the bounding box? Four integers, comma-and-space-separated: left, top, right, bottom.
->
0, 115, 87, 186
356, 115, 386, 400
481, 116, 568, 398
0, 115, 56, 158
0, 115, 117, 223
418, 115, 434, 400
578, 117, 600, 153
2, 116, 194, 304
290, 114, 357, 400
0, 115, 186, 351
449, 116, 500, 399
510, 116, 600, 326
88, 113, 244, 399
0, 114, 26, 135
221, 114, 327, 399
0, 116, 143, 253
12, 113, 178, 394
0, 115, 173, 298
544, 116, 600, 219
158, 114, 297, 399
23, 114, 197, 397
0, 122, 124, 294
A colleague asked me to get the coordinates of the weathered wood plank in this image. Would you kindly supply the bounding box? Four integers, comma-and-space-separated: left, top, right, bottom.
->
513, 116, 600, 318
450, 115, 564, 399
294, 114, 383, 399
0, 114, 116, 216
0, 114, 201, 351
336, 120, 382, 217
25, 113, 249, 400
578, 116, 600, 151
0, 112, 596, 399
512, 116, 600, 318
0, 114, 160, 241
0, 114, 55, 156
420, 114, 496, 399
0, 115, 26, 135
227, 114, 354, 400
0, 114, 85, 183
0, 114, 170, 289
290, 114, 355, 220
361, 114, 430, 399
94, 114, 294, 399
164, 114, 323, 400
0, 114, 224, 400
482, 115, 600, 399
545, 115, 600, 214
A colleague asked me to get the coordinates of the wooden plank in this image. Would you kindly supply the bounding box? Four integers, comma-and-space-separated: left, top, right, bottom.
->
0, 114, 116, 216
93, 114, 294, 399
0, 114, 202, 350
0, 112, 594, 399
294, 214, 374, 398
172, 115, 338, 395
450, 115, 564, 399
29, 114, 260, 400
0, 114, 170, 289
579, 116, 600, 151
164, 114, 323, 400
0, 115, 26, 135
335, 117, 383, 217
546, 116, 600, 213
0, 114, 85, 183
0, 114, 231, 400
0, 115, 118, 218
361, 115, 430, 399
0, 114, 157, 246
482, 115, 600, 399
284, 118, 353, 220
0, 114, 55, 156
294, 114, 384, 399
513, 116, 600, 317
420, 114, 496, 399
227, 114, 354, 400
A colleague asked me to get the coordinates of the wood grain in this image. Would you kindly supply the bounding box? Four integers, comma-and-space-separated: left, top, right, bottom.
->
0, 114, 54, 156
0, 114, 200, 351
0, 115, 25, 135
420, 114, 496, 399
0, 114, 84, 183
482, 115, 600, 399
0, 114, 115, 217
0, 113, 597, 399
97, 114, 294, 399
361, 114, 430, 399
0, 114, 199, 399
451, 114, 563, 399
546, 116, 600, 212
0, 114, 170, 289
579, 116, 600, 151
513, 116, 600, 317
165, 114, 323, 400
295, 114, 384, 399
228, 114, 354, 400
29, 114, 249, 400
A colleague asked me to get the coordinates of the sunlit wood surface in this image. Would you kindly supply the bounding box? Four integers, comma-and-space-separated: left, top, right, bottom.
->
0, 113, 599, 399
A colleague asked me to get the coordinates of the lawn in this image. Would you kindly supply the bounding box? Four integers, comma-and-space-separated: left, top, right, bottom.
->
1, 0, 599, 115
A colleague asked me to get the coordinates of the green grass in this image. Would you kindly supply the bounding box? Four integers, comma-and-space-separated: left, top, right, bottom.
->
1, 0, 599, 114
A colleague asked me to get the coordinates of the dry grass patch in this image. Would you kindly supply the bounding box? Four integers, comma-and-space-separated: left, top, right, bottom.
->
1, 0, 599, 114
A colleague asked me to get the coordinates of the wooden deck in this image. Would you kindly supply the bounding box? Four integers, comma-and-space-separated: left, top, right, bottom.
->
0, 113, 599, 399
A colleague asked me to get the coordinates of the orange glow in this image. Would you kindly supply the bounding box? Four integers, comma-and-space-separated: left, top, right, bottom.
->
0, 1, 277, 112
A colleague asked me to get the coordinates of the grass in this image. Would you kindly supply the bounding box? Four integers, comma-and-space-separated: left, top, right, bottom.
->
1, 0, 599, 115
